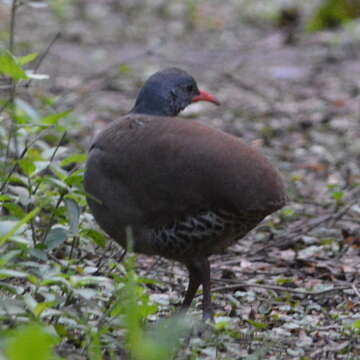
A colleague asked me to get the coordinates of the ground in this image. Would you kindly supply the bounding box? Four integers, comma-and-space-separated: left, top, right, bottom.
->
0, 1, 360, 359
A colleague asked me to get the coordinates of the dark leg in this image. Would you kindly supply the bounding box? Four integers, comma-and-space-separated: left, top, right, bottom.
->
182, 264, 202, 309
182, 258, 213, 320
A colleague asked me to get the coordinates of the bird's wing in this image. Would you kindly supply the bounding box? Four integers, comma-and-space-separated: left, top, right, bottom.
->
86, 115, 286, 227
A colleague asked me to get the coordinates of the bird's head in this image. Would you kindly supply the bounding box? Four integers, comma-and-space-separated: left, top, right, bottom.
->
132, 67, 220, 116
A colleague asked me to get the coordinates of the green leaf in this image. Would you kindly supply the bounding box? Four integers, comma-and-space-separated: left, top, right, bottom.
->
64, 198, 80, 235
54, 323, 68, 338
42, 176, 68, 191
49, 165, 67, 182
16, 98, 41, 122
276, 278, 294, 285
0, 51, 28, 80
9, 174, 27, 186
16, 53, 38, 65
0, 207, 41, 246
306, 0, 359, 32
331, 191, 344, 202
28, 248, 48, 261
0, 269, 30, 279
0, 194, 12, 201
1, 202, 25, 218
41, 110, 72, 125
64, 170, 84, 187
132, 316, 190, 360
60, 153, 86, 167
213, 319, 231, 331
19, 158, 36, 177
80, 228, 106, 247
282, 207, 295, 217
44, 227, 67, 251
246, 320, 268, 329
119, 63, 132, 74
40, 95, 56, 106
33, 301, 56, 317
0, 250, 21, 266
5, 323, 58, 360
351, 320, 360, 329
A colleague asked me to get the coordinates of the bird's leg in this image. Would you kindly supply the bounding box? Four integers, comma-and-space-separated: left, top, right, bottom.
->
182, 258, 213, 320
182, 265, 202, 309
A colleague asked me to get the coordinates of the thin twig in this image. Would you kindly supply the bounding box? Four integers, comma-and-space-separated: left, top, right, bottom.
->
30, 130, 67, 244
41, 192, 66, 243
0, 98, 12, 115
0, 127, 54, 193
68, 236, 79, 260
211, 282, 350, 296
25, 32, 61, 88
329, 189, 360, 227
29, 220, 37, 246
94, 242, 114, 270
23, 129, 65, 244
252, 191, 360, 255
7, 0, 19, 158
9, 0, 17, 53
32, 130, 67, 195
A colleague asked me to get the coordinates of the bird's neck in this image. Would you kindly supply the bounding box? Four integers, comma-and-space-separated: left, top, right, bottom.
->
131, 100, 181, 116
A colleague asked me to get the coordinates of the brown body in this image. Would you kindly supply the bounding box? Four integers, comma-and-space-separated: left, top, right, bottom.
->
85, 97, 286, 318
85, 114, 285, 251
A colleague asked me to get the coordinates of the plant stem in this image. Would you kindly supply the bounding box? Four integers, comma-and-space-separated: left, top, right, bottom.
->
41, 192, 66, 243
9, 0, 17, 53
7, 0, 19, 158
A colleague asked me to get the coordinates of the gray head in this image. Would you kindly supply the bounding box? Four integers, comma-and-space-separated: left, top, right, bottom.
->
131, 67, 220, 116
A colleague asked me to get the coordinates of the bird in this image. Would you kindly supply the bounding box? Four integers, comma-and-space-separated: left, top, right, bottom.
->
84, 67, 286, 319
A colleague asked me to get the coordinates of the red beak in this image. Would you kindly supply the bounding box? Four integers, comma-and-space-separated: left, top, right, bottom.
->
192, 90, 220, 106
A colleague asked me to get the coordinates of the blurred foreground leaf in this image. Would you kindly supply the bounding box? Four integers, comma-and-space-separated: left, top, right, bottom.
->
4, 323, 59, 360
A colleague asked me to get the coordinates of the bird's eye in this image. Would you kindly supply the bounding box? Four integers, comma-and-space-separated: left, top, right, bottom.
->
186, 84, 194, 93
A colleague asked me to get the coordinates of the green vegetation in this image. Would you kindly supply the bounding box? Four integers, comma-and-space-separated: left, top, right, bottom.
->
0, 3, 189, 359
307, 0, 360, 31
